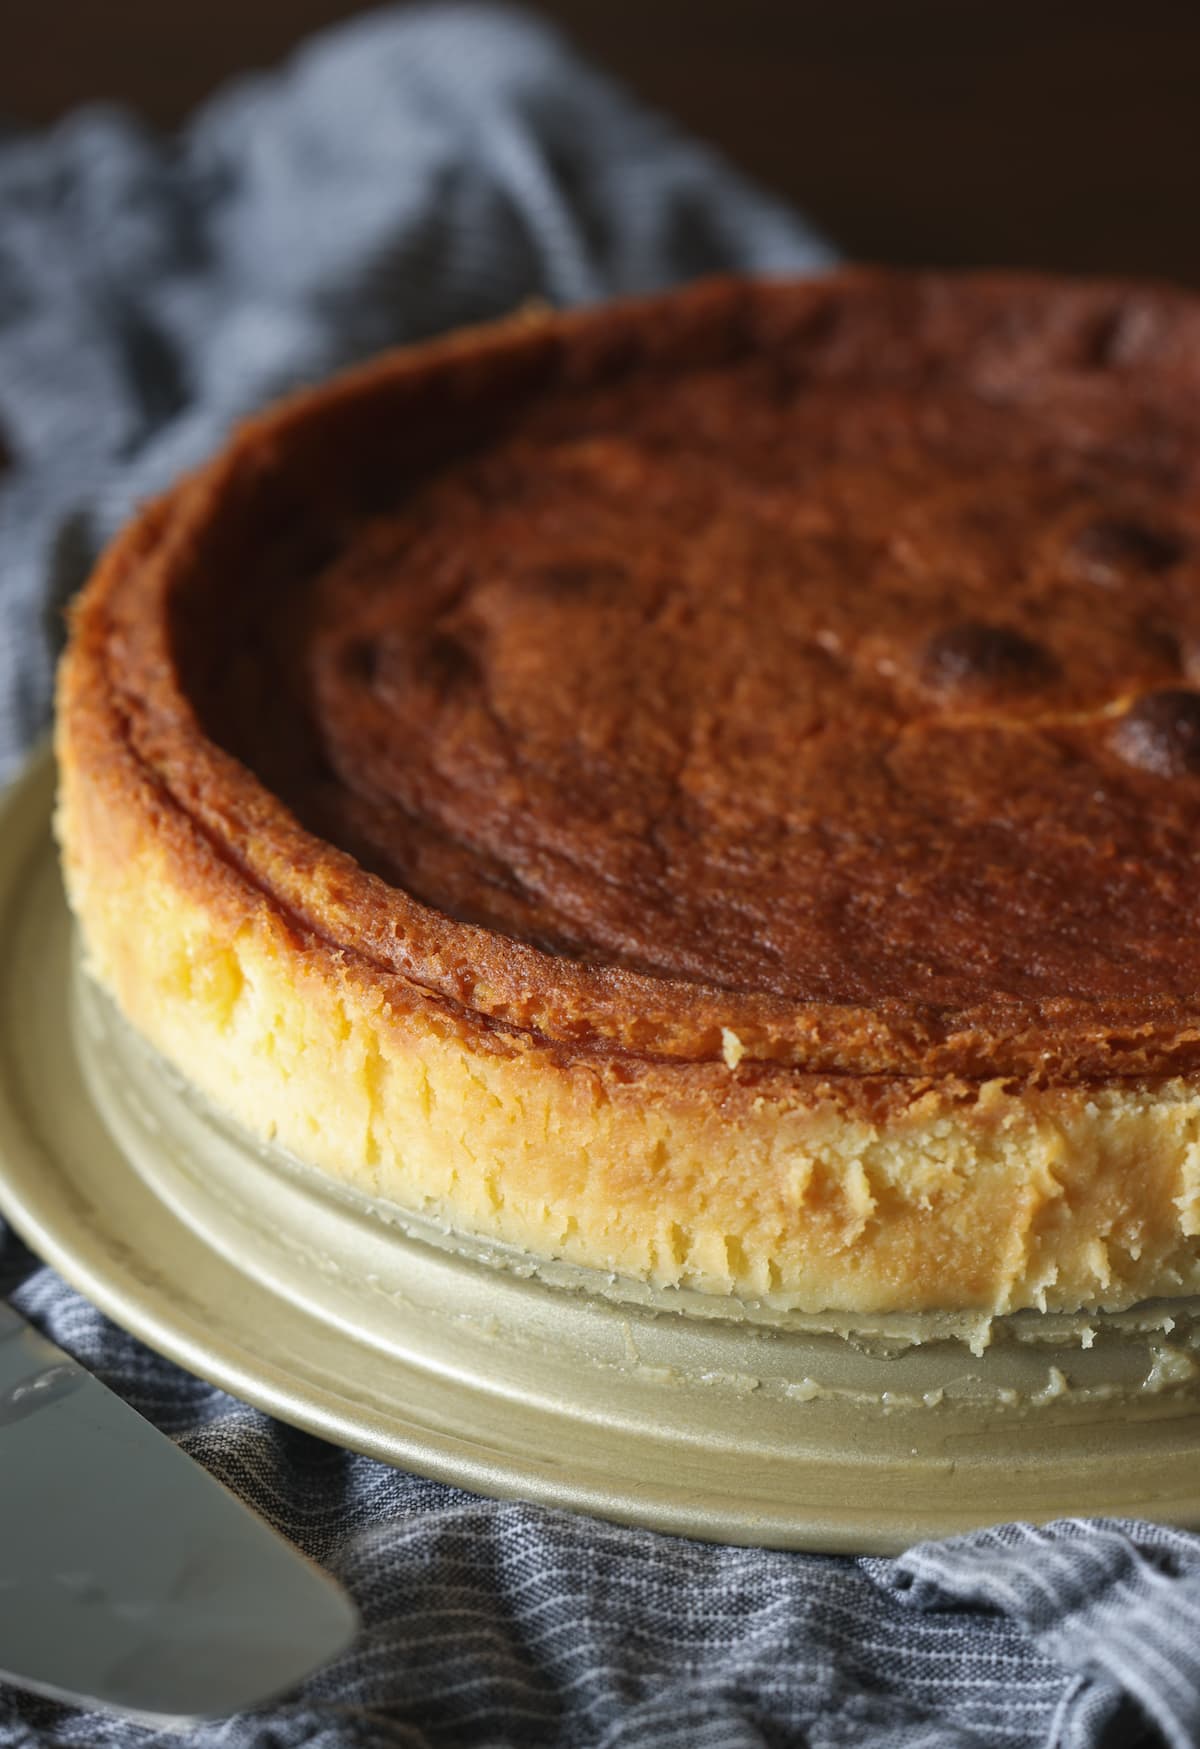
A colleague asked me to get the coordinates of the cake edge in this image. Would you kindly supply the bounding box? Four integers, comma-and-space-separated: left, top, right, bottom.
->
55, 611, 1200, 1317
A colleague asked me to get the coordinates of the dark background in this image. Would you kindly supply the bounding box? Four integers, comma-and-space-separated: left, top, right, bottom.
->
6, 0, 1200, 285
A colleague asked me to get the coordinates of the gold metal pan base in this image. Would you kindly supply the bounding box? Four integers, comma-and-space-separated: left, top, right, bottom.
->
6, 751, 1200, 1553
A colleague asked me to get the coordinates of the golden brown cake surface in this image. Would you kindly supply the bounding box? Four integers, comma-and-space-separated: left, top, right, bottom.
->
54, 271, 1200, 1315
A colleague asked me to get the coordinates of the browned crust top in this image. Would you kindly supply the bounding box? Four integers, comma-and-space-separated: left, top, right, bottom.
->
60, 270, 1200, 1082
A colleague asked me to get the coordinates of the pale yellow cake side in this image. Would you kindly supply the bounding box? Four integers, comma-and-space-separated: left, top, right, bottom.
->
54, 704, 1200, 1319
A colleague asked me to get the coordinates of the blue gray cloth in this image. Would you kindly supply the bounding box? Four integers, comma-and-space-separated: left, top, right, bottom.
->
0, 0, 828, 783
0, 6, 1195, 1746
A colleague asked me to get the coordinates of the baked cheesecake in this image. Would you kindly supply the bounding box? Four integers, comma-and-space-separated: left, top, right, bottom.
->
55, 270, 1200, 1316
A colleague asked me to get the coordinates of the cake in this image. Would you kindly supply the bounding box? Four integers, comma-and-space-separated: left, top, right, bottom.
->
55, 270, 1200, 1318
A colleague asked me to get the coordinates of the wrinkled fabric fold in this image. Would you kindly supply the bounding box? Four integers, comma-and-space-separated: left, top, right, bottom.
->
884, 1520, 1200, 1749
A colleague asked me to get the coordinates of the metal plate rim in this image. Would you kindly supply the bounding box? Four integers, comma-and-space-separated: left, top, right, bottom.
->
6, 747, 1200, 1553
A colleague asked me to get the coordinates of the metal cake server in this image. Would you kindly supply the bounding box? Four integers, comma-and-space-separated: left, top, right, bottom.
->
0, 1300, 358, 1719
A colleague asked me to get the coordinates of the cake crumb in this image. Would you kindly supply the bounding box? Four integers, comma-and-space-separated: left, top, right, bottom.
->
721, 1027, 745, 1070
